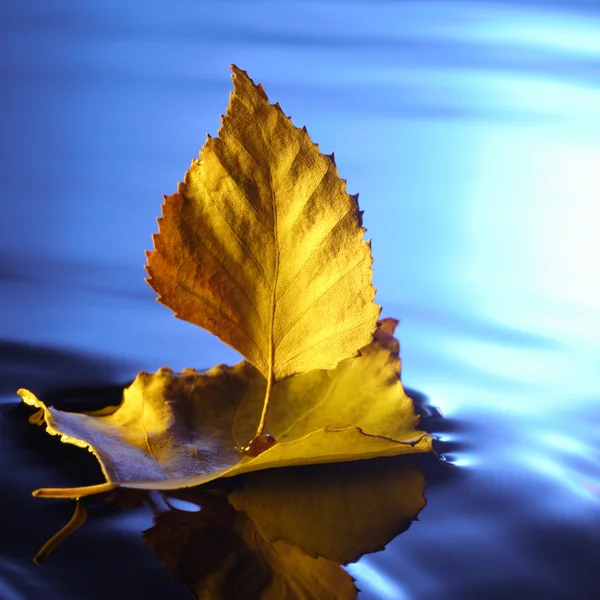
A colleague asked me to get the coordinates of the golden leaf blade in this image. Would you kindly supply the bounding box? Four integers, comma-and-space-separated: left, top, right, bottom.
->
146, 65, 381, 383
20, 326, 432, 498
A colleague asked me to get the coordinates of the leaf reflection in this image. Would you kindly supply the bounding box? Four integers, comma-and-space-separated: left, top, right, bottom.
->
144, 457, 426, 599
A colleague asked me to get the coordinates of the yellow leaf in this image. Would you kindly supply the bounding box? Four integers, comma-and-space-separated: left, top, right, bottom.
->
19, 325, 431, 498
145, 65, 380, 397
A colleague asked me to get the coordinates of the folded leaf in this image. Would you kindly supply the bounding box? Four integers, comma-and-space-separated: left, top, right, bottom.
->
146, 65, 380, 384
19, 325, 431, 498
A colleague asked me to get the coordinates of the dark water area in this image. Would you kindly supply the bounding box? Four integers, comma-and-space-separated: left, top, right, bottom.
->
2, 0, 600, 598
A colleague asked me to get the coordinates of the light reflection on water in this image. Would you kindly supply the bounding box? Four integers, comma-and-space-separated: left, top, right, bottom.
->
2, 0, 600, 598
347, 561, 411, 600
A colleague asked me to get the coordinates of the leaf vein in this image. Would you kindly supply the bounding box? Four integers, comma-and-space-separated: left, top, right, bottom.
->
278, 169, 328, 255
275, 255, 365, 347
181, 219, 265, 328
209, 147, 272, 233
277, 317, 375, 368
278, 374, 339, 440
276, 205, 352, 302
198, 177, 269, 286
253, 113, 280, 386
139, 396, 157, 460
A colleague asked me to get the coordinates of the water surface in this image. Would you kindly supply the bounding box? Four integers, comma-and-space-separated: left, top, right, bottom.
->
2, 1, 599, 598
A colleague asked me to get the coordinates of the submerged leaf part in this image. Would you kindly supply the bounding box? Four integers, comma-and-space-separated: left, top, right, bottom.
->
20, 325, 431, 498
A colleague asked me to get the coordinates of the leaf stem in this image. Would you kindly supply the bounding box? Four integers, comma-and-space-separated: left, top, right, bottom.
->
32, 482, 117, 498
34, 500, 87, 564
256, 370, 273, 437
257, 159, 278, 439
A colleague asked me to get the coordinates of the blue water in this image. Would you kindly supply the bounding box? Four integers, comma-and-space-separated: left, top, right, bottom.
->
2, 1, 599, 598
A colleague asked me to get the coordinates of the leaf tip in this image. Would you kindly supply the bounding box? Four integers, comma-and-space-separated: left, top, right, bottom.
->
18, 388, 42, 408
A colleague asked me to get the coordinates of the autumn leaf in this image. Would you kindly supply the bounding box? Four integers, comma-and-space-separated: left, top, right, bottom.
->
146, 65, 380, 437
144, 489, 357, 600
19, 323, 431, 499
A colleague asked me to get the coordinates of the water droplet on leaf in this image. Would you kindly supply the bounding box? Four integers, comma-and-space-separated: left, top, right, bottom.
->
239, 434, 277, 457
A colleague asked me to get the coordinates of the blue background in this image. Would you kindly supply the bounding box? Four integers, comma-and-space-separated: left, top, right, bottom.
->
2, 1, 599, 598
